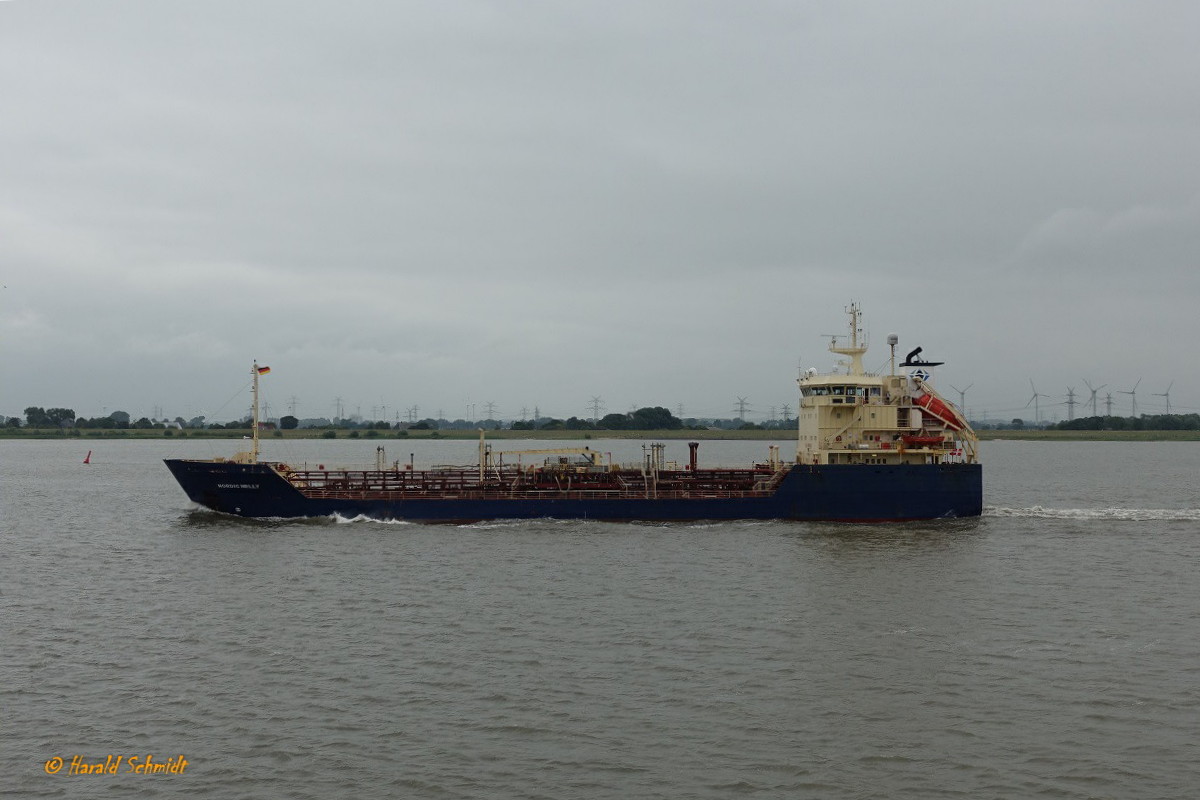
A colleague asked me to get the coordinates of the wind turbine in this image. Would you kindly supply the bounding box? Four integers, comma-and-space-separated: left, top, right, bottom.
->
1083, 379, 1106, 417
950, 383, 973, 415
1065, 387, 1078, 421
1153, 381, 1174, 414
1119, 378, 1142, 417
1025, 380, 1049, 425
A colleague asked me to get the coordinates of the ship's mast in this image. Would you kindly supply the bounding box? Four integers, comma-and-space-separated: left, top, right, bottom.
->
251, 361, 262, 463
829, 302, 868, 375
479, 428, 487, 482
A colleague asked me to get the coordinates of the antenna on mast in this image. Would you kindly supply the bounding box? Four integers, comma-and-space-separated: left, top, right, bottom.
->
828, 302, 868, 375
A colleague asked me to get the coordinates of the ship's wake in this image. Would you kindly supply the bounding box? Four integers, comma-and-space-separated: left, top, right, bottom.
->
330, 513, 415, 525
986, 505, 1200, 521
328, 514, 577, 528
302, 507, 1200, 525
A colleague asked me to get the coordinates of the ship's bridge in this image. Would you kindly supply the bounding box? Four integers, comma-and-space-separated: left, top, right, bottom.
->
799, 376, 886, 405
798, 369, 913, 410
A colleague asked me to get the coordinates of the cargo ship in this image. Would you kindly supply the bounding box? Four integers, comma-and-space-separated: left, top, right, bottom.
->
165, 304, 981, 522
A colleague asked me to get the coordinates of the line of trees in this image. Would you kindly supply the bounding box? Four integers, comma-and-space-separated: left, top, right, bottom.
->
18, 407, 79, 427
512, 407, 688, 431
12, 407, 180, 430
1054, 413, 1200, 431
9, 405, 794, 432
965, 413, 1200, 431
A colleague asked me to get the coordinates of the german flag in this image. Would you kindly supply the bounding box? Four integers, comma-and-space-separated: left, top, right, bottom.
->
256, 366, 271, 375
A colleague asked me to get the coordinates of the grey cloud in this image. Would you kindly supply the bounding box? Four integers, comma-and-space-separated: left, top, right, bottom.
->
2, 1, 1198, 421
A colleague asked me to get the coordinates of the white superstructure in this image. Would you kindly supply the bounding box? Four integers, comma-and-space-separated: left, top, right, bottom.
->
796, 304, 979, 466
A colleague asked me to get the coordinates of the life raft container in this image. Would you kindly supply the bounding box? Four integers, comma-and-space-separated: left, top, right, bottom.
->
913, 393, 967, 431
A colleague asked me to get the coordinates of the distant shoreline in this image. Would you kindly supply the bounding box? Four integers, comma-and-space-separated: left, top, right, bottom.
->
0, 428, 785, 441
2, 428, 1199, 442
978, 429, 1200, 442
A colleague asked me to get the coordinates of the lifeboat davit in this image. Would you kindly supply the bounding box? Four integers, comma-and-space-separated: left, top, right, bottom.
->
914, 393, 967, 431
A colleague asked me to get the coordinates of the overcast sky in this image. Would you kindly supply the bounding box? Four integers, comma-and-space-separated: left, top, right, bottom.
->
2, 1, 1197, 425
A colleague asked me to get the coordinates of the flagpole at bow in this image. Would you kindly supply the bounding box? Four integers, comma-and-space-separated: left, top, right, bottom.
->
251, 362, 271, 462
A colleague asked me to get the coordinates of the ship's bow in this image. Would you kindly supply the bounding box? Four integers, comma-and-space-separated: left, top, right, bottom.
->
164, 459, 308, 518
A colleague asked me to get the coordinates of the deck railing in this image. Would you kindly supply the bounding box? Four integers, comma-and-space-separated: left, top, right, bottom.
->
282, 466, 788, 502
298, 487, 778, 502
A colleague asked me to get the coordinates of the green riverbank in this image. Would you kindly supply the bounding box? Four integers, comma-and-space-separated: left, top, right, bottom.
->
4, 428, 1200, 442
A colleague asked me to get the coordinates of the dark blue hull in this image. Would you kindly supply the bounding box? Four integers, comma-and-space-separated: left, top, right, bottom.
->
164, 459, 982, 522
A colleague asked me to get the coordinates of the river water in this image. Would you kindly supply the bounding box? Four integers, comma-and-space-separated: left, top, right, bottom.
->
3, 438, 1198, 799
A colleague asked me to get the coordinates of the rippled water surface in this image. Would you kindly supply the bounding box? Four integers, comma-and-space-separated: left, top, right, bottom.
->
3, 438, 1199, 798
